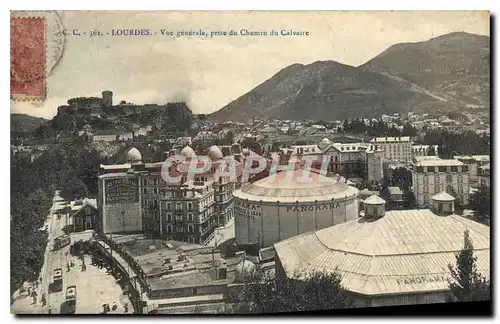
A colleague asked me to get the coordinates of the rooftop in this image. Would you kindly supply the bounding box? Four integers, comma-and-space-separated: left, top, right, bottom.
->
370, 136, 411, 143
414, 159, 465, 167
233, 168, 359, 203
274, 209, 490, 296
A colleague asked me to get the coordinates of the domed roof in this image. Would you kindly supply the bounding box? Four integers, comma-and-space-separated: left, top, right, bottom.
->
318, 138, 333, 150
235, 259, 256, 283
126, 147, 142, 163
208, 145, 223, 161
233, 168, 359, 203
180, 145, 196, 159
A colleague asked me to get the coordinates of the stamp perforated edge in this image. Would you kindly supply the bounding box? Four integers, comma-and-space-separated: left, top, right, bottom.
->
11, 15, 47, 102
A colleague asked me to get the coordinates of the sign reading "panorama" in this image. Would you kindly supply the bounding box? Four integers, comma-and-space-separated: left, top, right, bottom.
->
396, 275, 448, 285
286, 202, 341, 213
235, 201, 262, 220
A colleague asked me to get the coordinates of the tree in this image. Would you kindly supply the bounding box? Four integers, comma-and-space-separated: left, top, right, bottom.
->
60, 178, 89, 202
225, 130, 234, 144
226, 269, 352, 314
446, 185, 462, 212
379, 178, 392, 211
404, 189, 417, 209
446, 230, 490, 302
469, 185, 491, 218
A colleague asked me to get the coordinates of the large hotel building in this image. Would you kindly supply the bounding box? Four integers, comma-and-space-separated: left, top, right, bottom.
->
97, 145, 244, 245
279, 138, 384, 182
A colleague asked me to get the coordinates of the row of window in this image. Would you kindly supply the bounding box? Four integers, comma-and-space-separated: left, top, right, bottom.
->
143, 199, 196, 211
421, 185, 466, 194
145, 223, 197, 233
418, 174, 464, 184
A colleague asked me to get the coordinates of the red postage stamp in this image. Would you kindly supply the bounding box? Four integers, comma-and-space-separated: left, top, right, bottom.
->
11, 17, 46, 101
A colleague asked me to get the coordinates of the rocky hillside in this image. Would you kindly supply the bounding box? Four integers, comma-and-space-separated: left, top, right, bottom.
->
210, 32, 489, 122
11, 113, 48, 134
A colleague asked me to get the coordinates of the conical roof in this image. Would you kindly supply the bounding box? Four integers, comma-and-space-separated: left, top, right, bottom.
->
363, 195, 386, 205
431, 191, 455, 202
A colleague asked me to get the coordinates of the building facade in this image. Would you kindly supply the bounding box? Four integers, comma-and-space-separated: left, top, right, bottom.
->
478, 163, 490, 188
280, 138, 384, 183
70, 198, 99, 232
412, 145, 439, 157
233, 168, 359, 249
370, 136, 412, 162
412, 159, 469, 207
98, 145, 243, 245
453, 155, 490, 186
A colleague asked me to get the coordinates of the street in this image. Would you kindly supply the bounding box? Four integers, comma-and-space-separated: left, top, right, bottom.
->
11, 191, 131, 314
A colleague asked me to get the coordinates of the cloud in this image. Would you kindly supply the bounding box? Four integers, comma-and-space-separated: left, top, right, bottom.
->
11, 11, 490, 119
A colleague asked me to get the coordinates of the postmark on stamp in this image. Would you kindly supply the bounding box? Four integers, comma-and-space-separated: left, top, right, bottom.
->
10, 11, 66, 102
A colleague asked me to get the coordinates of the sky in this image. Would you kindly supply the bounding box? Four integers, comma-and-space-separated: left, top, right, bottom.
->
11, 10, 490, 119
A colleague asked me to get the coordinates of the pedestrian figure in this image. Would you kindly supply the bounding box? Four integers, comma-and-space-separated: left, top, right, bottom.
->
41, 293, 46, 306
33, 295, 37, 305
70, 260, 74, 268
39, 276, 42, 283
112, 302, 117, 311
67, 263, 71, 272
105, 304, 111, 313
48, 305, 52, 314
124, 303, 128, 313
102, 304, 108, 314
27, 286, 32, 296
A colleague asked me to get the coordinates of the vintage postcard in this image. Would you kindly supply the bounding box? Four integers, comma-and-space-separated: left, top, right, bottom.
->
10, 10, 491, 315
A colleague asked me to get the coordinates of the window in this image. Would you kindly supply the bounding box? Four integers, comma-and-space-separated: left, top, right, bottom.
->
167, 213, 172, 222
154, 223, 159, 231
188, 237, 195, 243
166, 202, 171, 210
143, 188, 148, 194
85, 207, 91, 215
438, 166, 446, 173
446, 174, 452, 182
427, 167, 435, 173
450, 166, 458, 172
188, 213, 194, 221
143, 179, 148, 186
166, 225, 172, 233
176, 202, 183, 211
187, 202, 193, 211
188, 224, 194, 233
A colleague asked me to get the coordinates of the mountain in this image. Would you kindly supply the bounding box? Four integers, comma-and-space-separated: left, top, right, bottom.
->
210, 32, 489, 122
362, 32, 490, 111
11, 113, 49, 134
